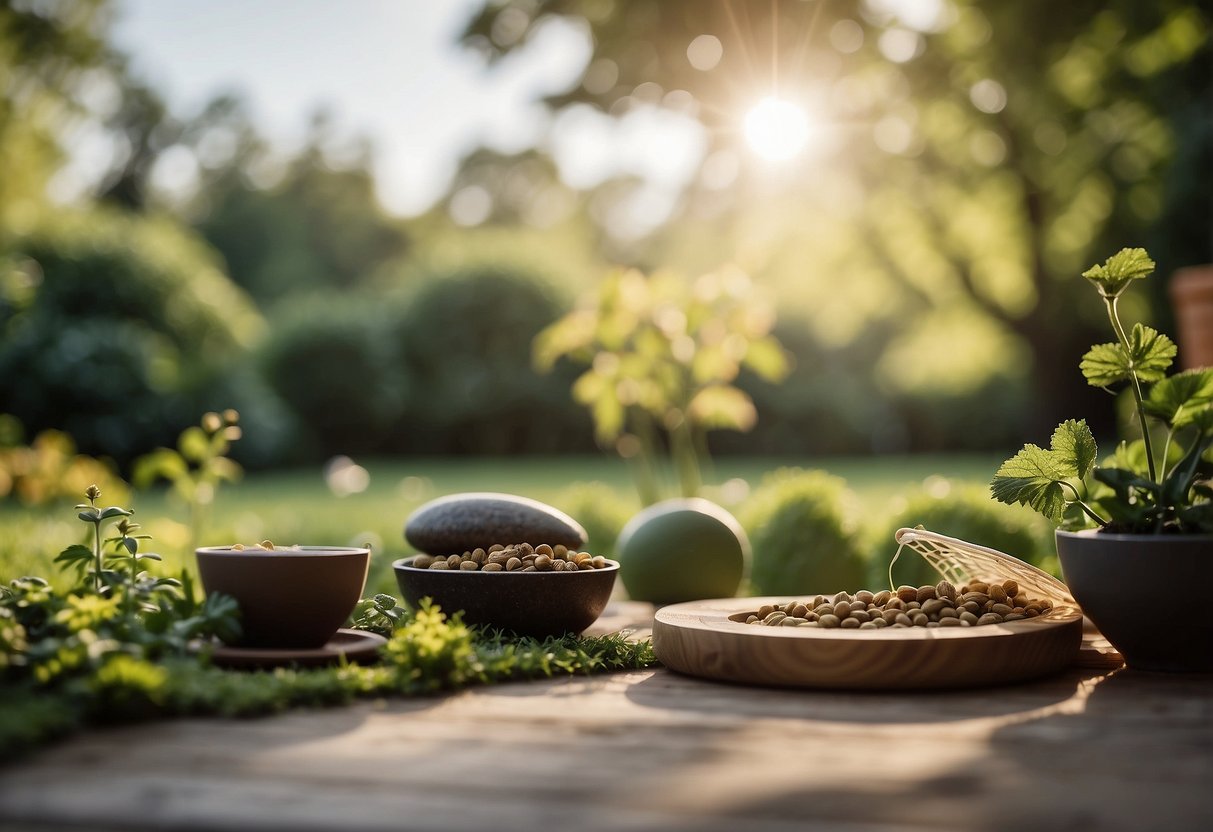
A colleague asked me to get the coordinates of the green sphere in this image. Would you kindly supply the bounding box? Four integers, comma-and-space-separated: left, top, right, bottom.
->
616, 499, 749, 604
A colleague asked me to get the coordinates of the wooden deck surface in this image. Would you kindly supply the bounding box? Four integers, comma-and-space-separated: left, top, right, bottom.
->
1, 607, 1211, 832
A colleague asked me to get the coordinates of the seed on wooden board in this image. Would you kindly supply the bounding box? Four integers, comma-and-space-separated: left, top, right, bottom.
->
939, 617, 964, 627
962, 601, 981, 614
850, 610, 871, 623
482, 562, 504, 572
791, 604, 809, 618
968, 581, 990, 594
834, 601, 852, 618
935, 580, 957, 602
855, 590, 875, 605
961, 592, 990, 606
757, 604, 775, 618
1004, 613, 1025, 621
840, 618, 861, 629
938, 607, 959, 619
977, 613, 1004, 626
959, 611, 979, 625
764, 611, 787, 625
1003, 579, 1019, 597
895, 613, 913, 627
873, 590, 892, 606
991, 603, 1014, 616
882, 609, 901, 624
780, 617, 804, 627
896, 585, 919, 603
459, 560, 478, 571
833, 591, 853, 604
916, 585, 937, 603
911, 612, 929, 627
920, 599, 946, 616
989, 584, 1008, 604
860, 621, 878, 629
819, 614, 841, 628
885, 597, 905, 611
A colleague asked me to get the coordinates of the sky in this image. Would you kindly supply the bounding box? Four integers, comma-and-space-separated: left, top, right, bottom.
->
109, 0, 706, 219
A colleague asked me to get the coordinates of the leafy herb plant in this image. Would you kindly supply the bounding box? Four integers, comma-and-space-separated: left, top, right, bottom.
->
133, 410, 243, 551
991, 249, 1213, 533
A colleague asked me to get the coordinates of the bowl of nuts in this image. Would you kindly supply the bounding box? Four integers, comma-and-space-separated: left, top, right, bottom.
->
392, 543, 619, 638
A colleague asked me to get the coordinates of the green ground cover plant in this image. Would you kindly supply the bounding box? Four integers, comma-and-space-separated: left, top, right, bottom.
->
0, 483, 656, 760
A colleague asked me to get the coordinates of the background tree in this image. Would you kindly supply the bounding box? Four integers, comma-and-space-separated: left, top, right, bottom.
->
463, 0, 1212, 446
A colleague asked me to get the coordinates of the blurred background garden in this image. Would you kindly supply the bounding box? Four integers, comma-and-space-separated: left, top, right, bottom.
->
1, 0, 1209, 594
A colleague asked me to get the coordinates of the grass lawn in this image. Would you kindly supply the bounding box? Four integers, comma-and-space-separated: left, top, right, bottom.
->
0, 453, 1015, 597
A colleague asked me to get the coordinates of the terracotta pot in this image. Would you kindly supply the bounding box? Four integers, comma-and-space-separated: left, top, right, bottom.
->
196, 546, 371, 648
1169, 264, 1213, 369
1056, 530, 1213, 672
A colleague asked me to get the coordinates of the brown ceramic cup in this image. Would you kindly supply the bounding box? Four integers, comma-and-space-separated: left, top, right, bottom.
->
195, 546, 371, 649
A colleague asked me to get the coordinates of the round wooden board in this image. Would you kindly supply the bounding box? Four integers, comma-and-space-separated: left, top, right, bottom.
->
652, 597, 1084, 690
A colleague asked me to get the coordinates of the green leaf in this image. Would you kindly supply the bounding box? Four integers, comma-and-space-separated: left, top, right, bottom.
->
1052, 419, 1099, 479
1144, 368, 1213, 426
990, 420, 1098, 521
1080, 325, 1175, 388
99, 506, 132, 520
54, 544, 94, 566
743, 336, 792, 382
687, 385, 757, 431
136, 552, 162, 561
1081, 247, 1155, 298
178, 426, 209, 464
131, 448, 189, 489
121, 538, 138, 555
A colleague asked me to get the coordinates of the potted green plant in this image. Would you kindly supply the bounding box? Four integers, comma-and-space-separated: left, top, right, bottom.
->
991, 248, 1213, 673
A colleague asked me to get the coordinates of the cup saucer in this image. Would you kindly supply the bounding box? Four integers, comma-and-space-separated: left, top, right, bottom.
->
195, 628, 388, 670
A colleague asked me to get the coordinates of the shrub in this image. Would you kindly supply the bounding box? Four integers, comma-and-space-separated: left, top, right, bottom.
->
258, 292, 403, 457
864, 479, 1056, 587
0, 211, 263, 463
389, 266, 590, 454
740, 468, 866, 594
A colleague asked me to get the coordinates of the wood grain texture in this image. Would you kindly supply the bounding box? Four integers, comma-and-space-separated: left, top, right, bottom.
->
2, 665, 1211, 832
653, 597, 1083, 689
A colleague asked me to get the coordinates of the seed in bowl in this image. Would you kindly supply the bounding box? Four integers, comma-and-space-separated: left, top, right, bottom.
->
411, 544, 607, 572
229, 540, 302, 552
741, 579, 1054, 629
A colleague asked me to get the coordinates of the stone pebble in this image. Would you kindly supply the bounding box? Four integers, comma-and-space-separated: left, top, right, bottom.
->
404, 492, 588, 556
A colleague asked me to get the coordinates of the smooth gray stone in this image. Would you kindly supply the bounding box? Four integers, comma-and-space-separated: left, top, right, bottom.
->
405, 492, 587, 555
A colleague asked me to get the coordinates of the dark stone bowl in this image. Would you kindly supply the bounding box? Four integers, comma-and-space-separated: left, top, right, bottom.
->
196, 546, 371, 649
392, 556, 619, 638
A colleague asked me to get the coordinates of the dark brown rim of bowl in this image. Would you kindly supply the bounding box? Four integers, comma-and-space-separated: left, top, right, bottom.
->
393, 555, 619, 574
196, 546, 371, 557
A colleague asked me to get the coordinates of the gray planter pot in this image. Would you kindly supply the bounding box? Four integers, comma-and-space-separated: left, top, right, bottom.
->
1056, 529, 1213, 672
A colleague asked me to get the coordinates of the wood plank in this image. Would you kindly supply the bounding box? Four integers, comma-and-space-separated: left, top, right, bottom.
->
1, 665, 1210, 831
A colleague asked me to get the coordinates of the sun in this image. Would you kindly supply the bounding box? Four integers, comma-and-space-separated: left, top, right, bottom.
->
743, 97, 810, 162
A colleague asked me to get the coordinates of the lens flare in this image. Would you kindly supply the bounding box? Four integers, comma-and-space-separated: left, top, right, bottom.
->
744, 97, 810, 162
